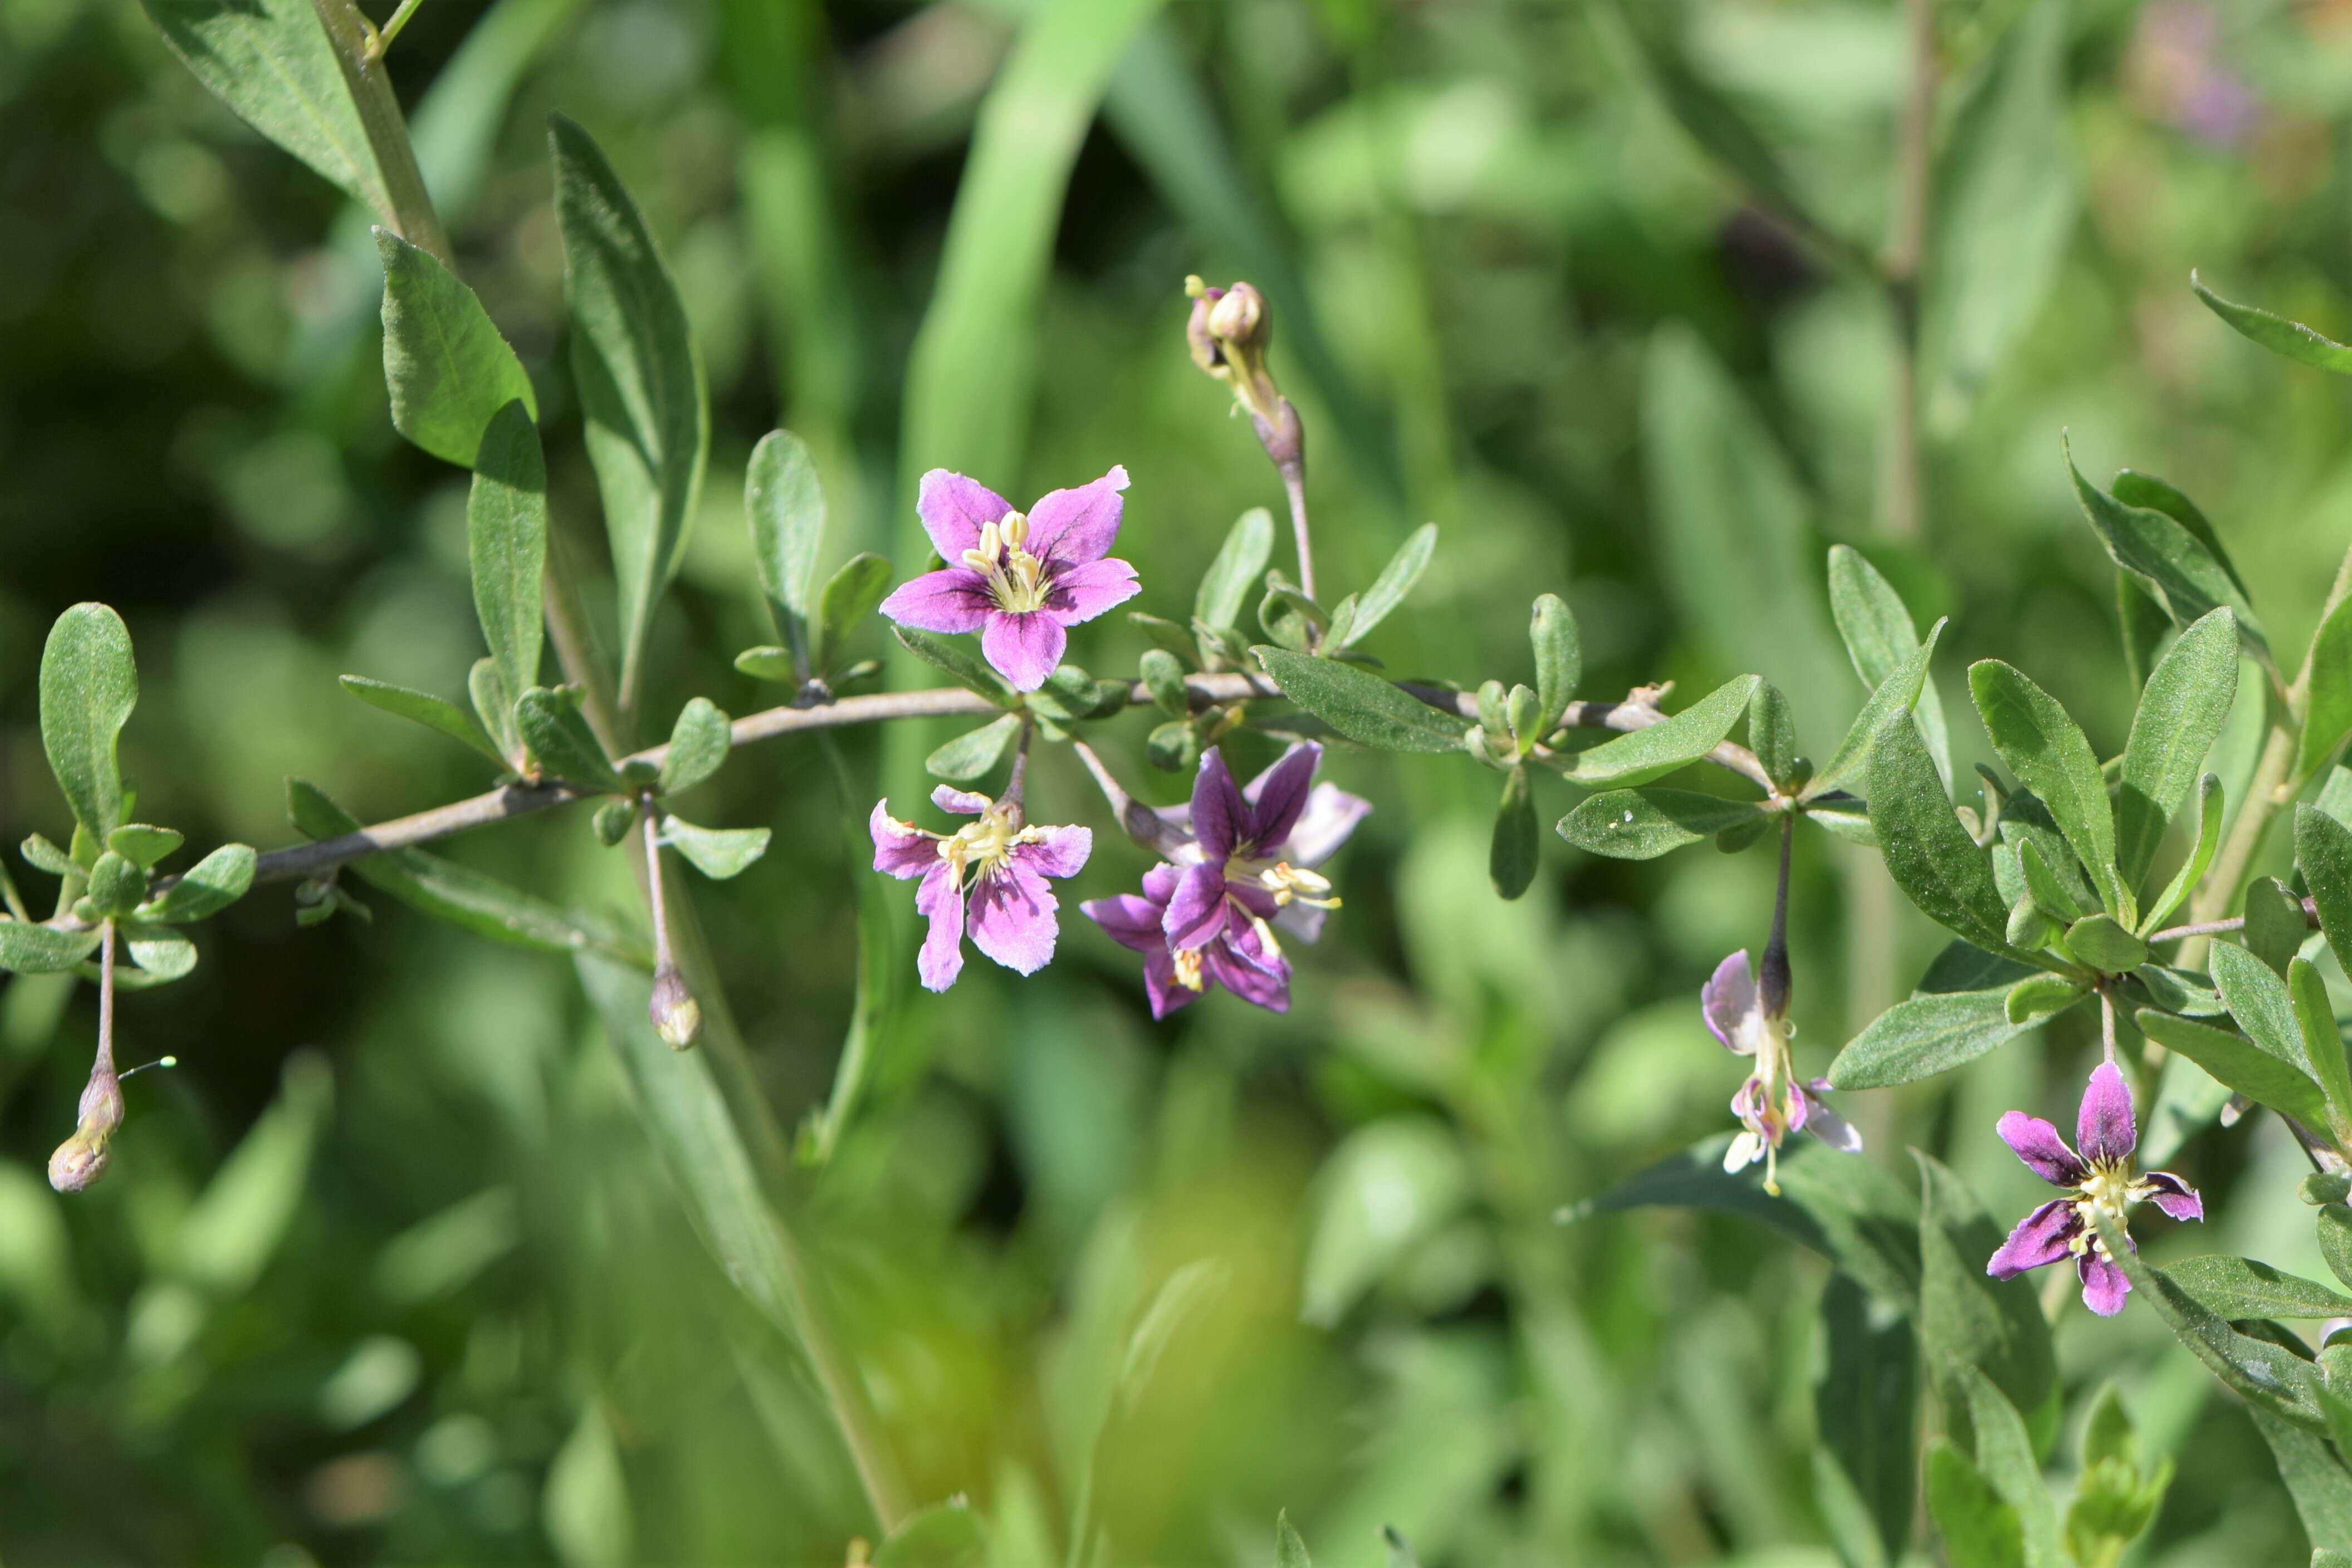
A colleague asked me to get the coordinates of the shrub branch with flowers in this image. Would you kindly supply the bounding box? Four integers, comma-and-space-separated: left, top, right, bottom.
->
32, 1, 2352, 1564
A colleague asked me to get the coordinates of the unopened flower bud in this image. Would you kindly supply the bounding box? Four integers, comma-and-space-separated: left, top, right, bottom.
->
48, 1060, 123, 1194
1184, 276, 1286, 437
1205, 282, 1265, 350
649, 964, 702, 1051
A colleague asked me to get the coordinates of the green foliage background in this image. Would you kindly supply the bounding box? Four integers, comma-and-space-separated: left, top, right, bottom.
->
3, 0, 2351, 1561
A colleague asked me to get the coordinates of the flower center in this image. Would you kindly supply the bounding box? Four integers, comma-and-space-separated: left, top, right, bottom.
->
937, 806, 1041, 889
2065, 1161, 2143, 1258
960, 512, 1051, 614
1171, 947, 1205, 992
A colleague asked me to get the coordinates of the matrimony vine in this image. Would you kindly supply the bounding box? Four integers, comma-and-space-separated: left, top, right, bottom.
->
42, 0, 2352, 1560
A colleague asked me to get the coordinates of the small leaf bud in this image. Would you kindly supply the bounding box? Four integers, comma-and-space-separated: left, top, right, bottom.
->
1505, 683, 1541, 756
649, 964, 702, 1051
593, 801, 635, 847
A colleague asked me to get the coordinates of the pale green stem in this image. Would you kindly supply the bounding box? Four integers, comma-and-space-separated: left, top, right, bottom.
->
309, 0, 453, 265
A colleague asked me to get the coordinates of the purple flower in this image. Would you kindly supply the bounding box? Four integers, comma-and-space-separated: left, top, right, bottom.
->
1987, 1062, 2203, 1317
879, 467, 1142, 692
1080, 743, 1368, 1018
1704, 950, 1861, 1195
871, 787, 1092, 992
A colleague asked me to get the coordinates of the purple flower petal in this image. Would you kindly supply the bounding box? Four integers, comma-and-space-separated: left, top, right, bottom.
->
1016, 825, 1092, 880
1140, 948, 1199, 1018
980, 610, 1065, 692
1163, 863, 1231, 950
1802, 1091, 1864, 1154
1244, 743, 1322, 852
914, 863, 965, 992
1279, 783, 1370, 868
1988, 1199, 2080, 1279
871, 801, 938, 880
1205, 928, 1291, 1012
1190, 749, 1247, 863
1997, 1111, 2087, 1187
968, 857, 1059, 975
1045, 557, 1141, 626
879, 567, 993, 634
2078, 1251, 2131, 1316
1703, 952, 1757, 1053
2142, 1170, 2205, 1223
2078, 1062, 2138, 1167
1083, 891, 1167, 953
916, 469, 1014, 560
930, 786, 992, 816
1140, 863, 1182, 905
1273, 902, 1329, 945
1024, 465, 1129, 565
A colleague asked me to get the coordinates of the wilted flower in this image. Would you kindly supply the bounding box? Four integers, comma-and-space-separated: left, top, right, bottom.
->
1081, 743, 1367, 1017
871, 787, 1092, 991
879, 467, 1140, 692
1988, 1062, 2203, 1316
1704, 950, 1861, 1195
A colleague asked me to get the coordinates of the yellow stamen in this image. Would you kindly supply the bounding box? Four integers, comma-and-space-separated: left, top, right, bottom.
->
959, 511, 1050, 613
1249, 860, 1342, 910
1172, 948, 1205, 992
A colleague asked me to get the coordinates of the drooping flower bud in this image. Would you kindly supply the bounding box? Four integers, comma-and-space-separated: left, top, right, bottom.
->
48, 1057, 124, 1194
649, 964, 702, 1051
1184, 277, 1288, 446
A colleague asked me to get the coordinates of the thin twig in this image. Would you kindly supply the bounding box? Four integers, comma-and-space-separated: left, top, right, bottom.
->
2149, 895, 2318, 947
1281, 460, 1316, 604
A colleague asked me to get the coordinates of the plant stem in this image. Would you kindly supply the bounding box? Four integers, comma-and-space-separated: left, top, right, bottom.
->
2100, 988, 2119, 1068
95, 922, 116, 1080
308, 0, 453, 265
362, 0, 427, 60
1281, 457, 1316, 604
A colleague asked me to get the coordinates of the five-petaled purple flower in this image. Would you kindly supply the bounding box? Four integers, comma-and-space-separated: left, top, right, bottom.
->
1704, 950, 1861, 1195
1081, 743, 1367, 1018
1988, 1062, 2203, 1316
879, 467, 1142, 692
871, 787, 1092, 992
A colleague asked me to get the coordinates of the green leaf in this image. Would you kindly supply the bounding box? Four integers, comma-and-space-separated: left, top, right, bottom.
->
925, 714, 1023, 785
2193, 270, 2352, 375
467, 400, 547, 714
2004, 974, 2088, 1026
1918, 1154, 2057, 1463
893, 628, 1018, 708
872, 1503, 986, 1568
81, 850, 144, 920
1300, 1118, 1471, 1329
1139, 649, 1189, 717
658, 698, 730, 797
1338, 523, 1435, 648
1831, 986, 2032, 1090
2120, 572, 2169, 692
2016, 839, 2084, 923
1561, 674, 1761, 788
550, 114, 710, 700
2112, 471, 2254, 602
2144, 774, 2224, 934
105, 825, 182, 871
1196, 507, 1275, 632
2248, 875, 2312, 976
1807, 617, 1948, 801
289, 780, 647, 966
1254, 648, 1464, 753
1867, 712, 2012, 953
2252, 1405, 2352, 1558
2302, 599, 2352, 785
1970, 659, 2127, 921
2135, 1010, 2329, 1131
1274, 1510, 1312, 1568
2303, 804, 2352, 978
1529, 592, 1580, 739
659, 819, 771, 881
115, 923, 196, 987
1815, 1273, 1916, 1568
2069, 446, 2265, 657
375, 231, 538, 468
1490, 765, 1538, 899
814, 553, 893, 675
20, 834, 74, 878
40, 604, 138, 841
339, 675, 506, 765
468, 657, 520, 765
139, 844, 256, 925
0, 922, 101, 975
1557, 788, 1765, 861
1748, 682, 1797, 790
733, 646, 796, 684
2292, 955, 2352, 1139
2163, 1256, 2352, 1319
1828, 545, 1951, 783
2066, 914, 2148, 974
2100, 1210, 2329, 1432
1922, 0, 2077, 429
2323, 1206, 2352, 1293
516, 688, 623, 793
2211, 940, 2318, 1076
1569, 1134, 1920, 1310
138, 0, 391, 217
1926, 1439, 2025, 1568
2118, 607, 2239, 886
745, 429, 825, 675
1953, 1366, 2062, 1568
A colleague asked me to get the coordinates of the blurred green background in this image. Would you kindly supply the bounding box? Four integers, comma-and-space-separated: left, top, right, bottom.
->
9, 0, 2352, 1561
